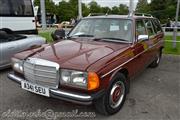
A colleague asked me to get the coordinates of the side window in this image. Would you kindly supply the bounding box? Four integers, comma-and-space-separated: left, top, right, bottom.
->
23, 0, 34, 16
144, 19, 155, 36
152, 19, 162, 34
10, 0, 33, 16
136, 19, 147, 38
0, 0, 33, 16
0, 0, 11, 15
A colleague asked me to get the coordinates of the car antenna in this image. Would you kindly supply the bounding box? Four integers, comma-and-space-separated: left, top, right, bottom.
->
128, 10, 134, 17
106, 10, 109, 16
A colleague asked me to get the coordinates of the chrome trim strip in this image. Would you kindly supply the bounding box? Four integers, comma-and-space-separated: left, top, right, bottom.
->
101, 40, 163, 78
8, 73, 21, 84
24, 65, 56, 73
50, 89, 91, 100
26, 58, 60, 70
25, 73, 56, 79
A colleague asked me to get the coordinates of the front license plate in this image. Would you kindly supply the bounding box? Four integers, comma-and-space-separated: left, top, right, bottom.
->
21, 81, 50, 97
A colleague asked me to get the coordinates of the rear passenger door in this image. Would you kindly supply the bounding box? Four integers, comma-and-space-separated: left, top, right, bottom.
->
128, 19, 151, 77
133, 19, 153, 67
151, 19, 164, 56
143, 19, 157, 64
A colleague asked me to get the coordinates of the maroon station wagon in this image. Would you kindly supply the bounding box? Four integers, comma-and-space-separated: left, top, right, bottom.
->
8, 13, 164, 115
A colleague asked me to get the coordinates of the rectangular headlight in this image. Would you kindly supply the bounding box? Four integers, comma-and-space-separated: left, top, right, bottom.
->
60, 69, 88, 89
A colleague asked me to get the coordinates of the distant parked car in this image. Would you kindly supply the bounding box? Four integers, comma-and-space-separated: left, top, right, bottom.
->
0, 29, 46, 70
61, 21, 70, 26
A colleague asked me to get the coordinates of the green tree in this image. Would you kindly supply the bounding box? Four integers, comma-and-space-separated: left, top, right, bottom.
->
34, 0, 56, 14
119, 4, 129, 15
111, 6, 119, 14
111, 4, 128, 15
149, 0, 178, 23
57, 1, 74, 21
82, 3, 90, 17
69, 0, 78, 17
101, 7, 111, 14
136, 0, 149, 13
88, 1, 102, 13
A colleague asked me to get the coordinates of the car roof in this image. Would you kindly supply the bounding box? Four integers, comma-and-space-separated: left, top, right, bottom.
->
84, 15, 155, 20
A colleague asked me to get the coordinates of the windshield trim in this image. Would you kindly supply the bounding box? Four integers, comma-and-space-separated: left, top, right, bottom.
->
92, 37, 132, 44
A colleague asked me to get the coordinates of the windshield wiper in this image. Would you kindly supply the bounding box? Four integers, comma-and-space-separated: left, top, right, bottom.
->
69, 34, 94, 38
92, 37, 128, 43
101, 37, 127, 41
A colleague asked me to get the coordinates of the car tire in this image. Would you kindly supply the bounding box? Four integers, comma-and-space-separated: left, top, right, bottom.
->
149, 50, 162, 68
94, 73, 127, 115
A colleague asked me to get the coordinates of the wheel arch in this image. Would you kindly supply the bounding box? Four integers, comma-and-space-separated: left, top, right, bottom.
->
160, 46, 164, 56
109, 68, 130, 93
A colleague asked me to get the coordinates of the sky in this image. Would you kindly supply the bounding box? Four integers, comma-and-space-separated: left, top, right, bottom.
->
53, 0, 151, 9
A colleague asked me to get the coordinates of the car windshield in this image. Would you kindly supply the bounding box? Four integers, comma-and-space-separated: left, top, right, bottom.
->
69, 18, 133, 43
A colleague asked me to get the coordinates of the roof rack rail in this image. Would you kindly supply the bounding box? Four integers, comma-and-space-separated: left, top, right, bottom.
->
88, 13, 107, 17
135, 13, 153, 17
128, 11, 153, 17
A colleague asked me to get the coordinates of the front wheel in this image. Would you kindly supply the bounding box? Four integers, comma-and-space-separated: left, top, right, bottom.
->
94, 73, 127, 115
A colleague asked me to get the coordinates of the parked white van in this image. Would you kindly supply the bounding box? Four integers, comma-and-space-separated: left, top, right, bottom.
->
0, 0, 37, 34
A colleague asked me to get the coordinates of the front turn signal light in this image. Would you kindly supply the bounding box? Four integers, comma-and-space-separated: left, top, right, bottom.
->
88, 72, 100, 90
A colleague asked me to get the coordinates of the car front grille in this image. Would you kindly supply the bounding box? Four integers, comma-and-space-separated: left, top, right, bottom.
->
23, 58, 60, 88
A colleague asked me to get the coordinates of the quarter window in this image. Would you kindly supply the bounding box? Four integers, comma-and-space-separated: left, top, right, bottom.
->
152, 19, 162, 34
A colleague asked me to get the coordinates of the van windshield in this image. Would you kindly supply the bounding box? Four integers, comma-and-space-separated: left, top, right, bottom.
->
0, 0, 34, 16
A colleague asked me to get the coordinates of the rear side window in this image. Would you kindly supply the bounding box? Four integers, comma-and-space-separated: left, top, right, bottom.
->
0, 0, 34, 16
144, 19, 155, 36
152, 19, 162, 34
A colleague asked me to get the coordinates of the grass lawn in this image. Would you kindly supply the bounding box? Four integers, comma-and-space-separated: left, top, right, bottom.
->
38, 31, 180, 55
164, 35, 180, 55
39, 32, 53, 42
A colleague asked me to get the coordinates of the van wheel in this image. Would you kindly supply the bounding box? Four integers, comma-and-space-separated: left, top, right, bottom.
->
149, 50, 162, 68
94, 73, 127, 115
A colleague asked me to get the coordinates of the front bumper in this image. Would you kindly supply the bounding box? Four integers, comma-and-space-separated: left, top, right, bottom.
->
8, 73, 105, 105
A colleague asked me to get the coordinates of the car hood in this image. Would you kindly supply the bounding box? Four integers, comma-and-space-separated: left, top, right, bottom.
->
15, 39, 129, 71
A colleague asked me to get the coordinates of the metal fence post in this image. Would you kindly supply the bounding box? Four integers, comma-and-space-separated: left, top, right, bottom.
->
40, 0, 47, 29
129, 0, 133, 13
173, 0, 180, 48
78, 0, 82, 19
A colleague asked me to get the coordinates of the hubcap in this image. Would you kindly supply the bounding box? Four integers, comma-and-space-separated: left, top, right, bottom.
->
156, 53, 160, 64
109, 81, 125, 109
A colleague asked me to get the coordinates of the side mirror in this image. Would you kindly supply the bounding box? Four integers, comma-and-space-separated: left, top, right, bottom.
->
51, 29, 66, 41
138, 35, 149, 41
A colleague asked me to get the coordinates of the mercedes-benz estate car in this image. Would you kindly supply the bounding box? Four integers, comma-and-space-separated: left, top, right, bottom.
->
8, 14, 164, 115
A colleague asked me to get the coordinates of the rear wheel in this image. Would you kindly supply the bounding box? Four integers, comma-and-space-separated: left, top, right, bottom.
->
94, 73, 127, 115
149, 50, 162, 68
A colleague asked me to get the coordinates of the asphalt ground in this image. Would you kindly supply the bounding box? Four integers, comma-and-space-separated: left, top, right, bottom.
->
0, 54, 180, 120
